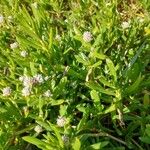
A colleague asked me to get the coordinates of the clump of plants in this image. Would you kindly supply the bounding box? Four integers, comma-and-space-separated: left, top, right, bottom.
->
0, 0, 150, 149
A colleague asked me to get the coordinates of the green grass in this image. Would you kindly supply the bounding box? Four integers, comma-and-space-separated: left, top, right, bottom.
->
0, 0, 150, 149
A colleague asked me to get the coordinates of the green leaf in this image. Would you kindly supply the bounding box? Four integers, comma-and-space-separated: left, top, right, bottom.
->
140, 136, 150, 144
106, 58, 117, 82
145, 124, 150, 137
36, 120, 52, 131
91, 51, 107, 60
143, 93, 150, 106
124, 74, 144, 94
87, 141, 109, 149
51, 99, 64, 106
59, 105, 68, 116
104, 104, 116, 114
86, 81, 115, 96
90, 90, 100, 103
48, 123, 64, 148
30, 62, 37, 76
75, 53, 90, 66
22, 136, 52, 149
72, 137, 81, 150
98, 76, 115, 89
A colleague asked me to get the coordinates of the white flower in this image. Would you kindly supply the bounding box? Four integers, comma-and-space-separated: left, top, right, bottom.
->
33, 74, 44, 84
43, 90, 52, 97
121, 21, 130, 29
20, 50, 28, 57
83, 31, 93, 42
2, 87, 11, 96
10, 42, 19, 49
34, 125, 43, 133
44, 76, 49, 81
55, 35, 61, 41
19, 76, 25, 82
8, 16, 13, 22
22, 87, 31, 97
62, 135, 69, 144
32, 2, 38, 9
0, 15, 4, 24
57, 116, 66, 127
23, 76, 33, 87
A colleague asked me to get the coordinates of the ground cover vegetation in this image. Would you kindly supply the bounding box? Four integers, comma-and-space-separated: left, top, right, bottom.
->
0, 0, 150, 149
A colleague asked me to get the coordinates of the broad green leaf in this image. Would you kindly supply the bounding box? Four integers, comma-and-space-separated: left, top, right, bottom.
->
22, 136, 52, 149
91, 52, 107, 60
104, 104, 116, 114
145, 124, 150, 137
77, 114, 88, 130
124, 74, 144, 94
98, 76, 115, 89
75, 54, 90, 66
106, 58, 117, 82
86, 81, 115, 96
72, 137, 81, 150
87, 141, 109, 149
51, 99, 64, 106
140, 136, 150, 144
90, 90, 99, 103
59, 105, 68, 116
143, 93, 150, 106
36, 120, 52, 131
48, 123, 64, 148
30, 62, 37, 76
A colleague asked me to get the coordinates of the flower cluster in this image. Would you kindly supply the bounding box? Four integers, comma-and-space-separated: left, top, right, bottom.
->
57, 116, 66, 127
2, 87, 11, 96
83, 31, 93, 42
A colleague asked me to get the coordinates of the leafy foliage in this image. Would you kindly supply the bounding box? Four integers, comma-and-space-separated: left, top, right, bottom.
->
0, 0, 150, 149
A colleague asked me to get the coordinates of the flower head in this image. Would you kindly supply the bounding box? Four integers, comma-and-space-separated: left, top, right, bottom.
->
83, 31, 93, 42
55, 35, 61, 41
8, 16, 13, 22
43, 90, 52, 97
57, 116, 66, 127
33, 74, 44, 84
22, 76, 33, 87
44, 76, 49, 81
62, 135, 69, 144
32, 2, 38, 9
0, 15, 4, 24
20, 50, 28, 57
22, 87, 31, 97
2, 87, 11, 96
121, 21, 130, 29
34, 125, 43, 133
10, 42, 19, 49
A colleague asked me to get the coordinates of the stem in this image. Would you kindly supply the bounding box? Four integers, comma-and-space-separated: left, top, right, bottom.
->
86, 132, 127, 146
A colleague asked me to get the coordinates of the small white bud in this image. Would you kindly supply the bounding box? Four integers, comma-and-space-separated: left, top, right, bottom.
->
32, 2, 38, 9
20, 50, 28, 57
43, 90, 52, 97
8, 16, 13, 22
34, 125, 43, 133
44, 76, 49, 81
55, 35, 61, 41
121, 21, 130, 29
